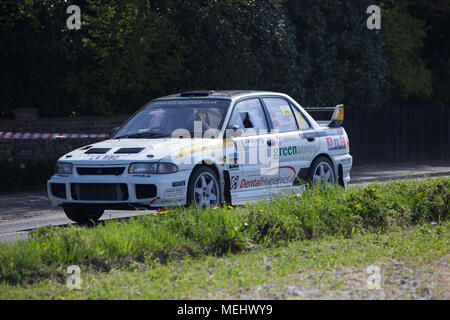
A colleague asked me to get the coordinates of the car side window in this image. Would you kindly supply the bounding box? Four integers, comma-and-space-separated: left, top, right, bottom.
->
228, 98, 268, 136
263, 98, 300, 132
290, 103, 311, 130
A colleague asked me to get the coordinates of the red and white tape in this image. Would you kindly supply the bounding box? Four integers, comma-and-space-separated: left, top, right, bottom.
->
0, 132, 109, 139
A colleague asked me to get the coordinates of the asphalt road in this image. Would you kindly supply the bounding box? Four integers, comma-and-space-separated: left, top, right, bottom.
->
0, 160, 449, 243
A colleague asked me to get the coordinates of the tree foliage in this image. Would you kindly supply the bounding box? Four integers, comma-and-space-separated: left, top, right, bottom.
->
286, 0, 389, 108
0, 0, 79, 116
382, 2, 432, 101
64, 0, 188, 115
0, 0, 448, 117
170, 0, 300, 97
382, 0, 450, 104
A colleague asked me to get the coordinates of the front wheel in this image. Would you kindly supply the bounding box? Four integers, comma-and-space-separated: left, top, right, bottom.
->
187, 166, 220, 208
308, 156, 336, 186
63, 207, 104, 224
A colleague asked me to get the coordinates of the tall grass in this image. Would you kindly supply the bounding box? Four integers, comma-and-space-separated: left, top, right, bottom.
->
0, 177, 448, 284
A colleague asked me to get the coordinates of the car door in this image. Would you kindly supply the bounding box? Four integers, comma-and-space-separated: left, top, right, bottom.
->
226, 98, 276, 195
261, 97, 320, 187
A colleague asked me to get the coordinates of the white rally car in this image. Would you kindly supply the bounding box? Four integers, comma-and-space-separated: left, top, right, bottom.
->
48, 91, 352, 223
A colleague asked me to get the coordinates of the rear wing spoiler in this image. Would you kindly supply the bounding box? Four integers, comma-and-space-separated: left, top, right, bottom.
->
304, 104, 344, 128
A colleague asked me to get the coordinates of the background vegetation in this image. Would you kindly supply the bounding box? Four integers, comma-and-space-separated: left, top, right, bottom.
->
1, 0, 449, 117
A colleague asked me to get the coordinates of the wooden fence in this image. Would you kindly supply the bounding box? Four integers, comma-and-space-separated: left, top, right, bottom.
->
342, 105, 450, 166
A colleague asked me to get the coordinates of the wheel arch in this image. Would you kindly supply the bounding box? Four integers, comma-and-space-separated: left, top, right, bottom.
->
188, 161, 225, 203
309, 153, 338, 178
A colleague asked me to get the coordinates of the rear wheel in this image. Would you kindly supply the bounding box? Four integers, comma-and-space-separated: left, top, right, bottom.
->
187, 166, 220, 208
63, 207, 104, 224
308, 156, 336, 186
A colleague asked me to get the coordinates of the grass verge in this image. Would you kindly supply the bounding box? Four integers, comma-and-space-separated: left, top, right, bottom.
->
1, 223, 448, 299
0, 177, 448, 287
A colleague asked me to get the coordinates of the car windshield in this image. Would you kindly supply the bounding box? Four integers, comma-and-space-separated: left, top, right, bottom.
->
114, 99, 231, 139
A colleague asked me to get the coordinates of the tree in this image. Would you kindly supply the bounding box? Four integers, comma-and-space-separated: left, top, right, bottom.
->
286, 0, 389, 109
0, 0, 82, 117
381, 0, 450, 104
64, 0, 188, 115
381, 2, 432, 102
169, 0, 301, 98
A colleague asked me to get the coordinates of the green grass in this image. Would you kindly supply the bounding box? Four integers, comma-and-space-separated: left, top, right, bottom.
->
0, 177, 448, 287
1, 223, 448, 299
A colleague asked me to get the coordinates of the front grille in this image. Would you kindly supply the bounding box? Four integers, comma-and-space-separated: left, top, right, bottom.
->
135, 184, 157, 199
71, 183, 129, 201
77, 167, 125, 175
51, 183, 66, 199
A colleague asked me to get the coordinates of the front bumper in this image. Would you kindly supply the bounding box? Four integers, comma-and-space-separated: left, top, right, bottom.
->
47, 168, 189, 208
332, 154, 353, 187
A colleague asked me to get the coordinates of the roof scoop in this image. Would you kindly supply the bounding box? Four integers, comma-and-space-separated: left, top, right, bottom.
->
180, 90, 216, 97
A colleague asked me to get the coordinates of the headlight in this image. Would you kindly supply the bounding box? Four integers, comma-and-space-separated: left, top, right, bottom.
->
55, 162, 73, 174
128, 162, 178, 174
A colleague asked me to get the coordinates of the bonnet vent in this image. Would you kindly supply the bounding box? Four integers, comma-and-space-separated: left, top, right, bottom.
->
85, 148, 111, 154
114, 148, 145, 154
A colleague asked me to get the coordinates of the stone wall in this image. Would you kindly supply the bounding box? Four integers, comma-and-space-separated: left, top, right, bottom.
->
0, 116, 128, 163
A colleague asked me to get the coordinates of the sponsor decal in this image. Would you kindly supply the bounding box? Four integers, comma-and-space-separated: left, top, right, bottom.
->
292, 145, 319, 161
271, 144, 317, 161
240, 175, 293, 188
239, 166, 297, 189
87, 154, 120, 160
163, 187, 185, 198
132, 174, 152, 178
231, 175, 239, 190
235, 140, 245, 151
326, 136, 347, 151
280, 105, 293, 115
159, 198, 185, 204
273, 146, 297, 159
298, 145, 317, 155
172, 181, 185, 187
154, 100, 217, 105
223, 152, 238, 164
279, 136, 298, 143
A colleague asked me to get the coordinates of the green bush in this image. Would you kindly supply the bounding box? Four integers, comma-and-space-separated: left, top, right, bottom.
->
0, 177, 448, 284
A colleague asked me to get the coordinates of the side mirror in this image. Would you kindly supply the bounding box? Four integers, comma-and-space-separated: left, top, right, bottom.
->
109, 127, 119, 138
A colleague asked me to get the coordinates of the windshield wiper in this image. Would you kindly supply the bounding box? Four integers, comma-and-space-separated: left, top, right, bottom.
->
115, 132, 171, 139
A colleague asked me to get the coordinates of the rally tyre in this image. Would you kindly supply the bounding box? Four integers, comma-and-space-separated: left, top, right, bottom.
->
63, 207, 104, 224
187, 166, 220, 208
308, 156, 336, 186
